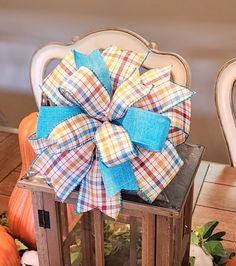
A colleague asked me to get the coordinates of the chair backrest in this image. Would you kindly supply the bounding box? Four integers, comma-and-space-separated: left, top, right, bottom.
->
31, 28, 191, 108
215, 58, 236, 167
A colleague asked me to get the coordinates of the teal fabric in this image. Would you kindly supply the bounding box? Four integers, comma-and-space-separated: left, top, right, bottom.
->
116, 107, 171, 152
73, 49, 112, 97
100, 159, 138, 199
36, 106, 83, 138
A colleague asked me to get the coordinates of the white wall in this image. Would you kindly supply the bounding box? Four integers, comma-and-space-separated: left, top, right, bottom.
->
0, 0, 236, 163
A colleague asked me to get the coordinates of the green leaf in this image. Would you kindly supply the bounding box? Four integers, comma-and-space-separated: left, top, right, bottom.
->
203, 221, 219, 239
189, 256, 195, 266
195, 225, 205, 237
204, 240, 228, 257
207, 231, 225, 242
191, 232, 199, 245
71, 251, 81, 266
15, 239, 28, 252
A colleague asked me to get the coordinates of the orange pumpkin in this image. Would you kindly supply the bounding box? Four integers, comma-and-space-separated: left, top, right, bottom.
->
0, 225, 20, 266
8, 113, 76, 249
228, 256, 236, 266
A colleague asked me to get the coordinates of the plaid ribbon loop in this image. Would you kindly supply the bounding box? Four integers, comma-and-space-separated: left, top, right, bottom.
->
28, 46, 194, 218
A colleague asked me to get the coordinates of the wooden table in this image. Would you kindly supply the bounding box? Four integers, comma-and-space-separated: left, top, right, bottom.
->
17, 143, 204, 266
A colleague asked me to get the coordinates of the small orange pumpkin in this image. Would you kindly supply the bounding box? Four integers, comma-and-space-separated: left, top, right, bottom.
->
8, 113, 76, 249
0, 225, 20, 266
227, 256, 236, 266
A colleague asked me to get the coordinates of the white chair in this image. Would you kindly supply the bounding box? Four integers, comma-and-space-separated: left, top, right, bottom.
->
215, 58, 236, 167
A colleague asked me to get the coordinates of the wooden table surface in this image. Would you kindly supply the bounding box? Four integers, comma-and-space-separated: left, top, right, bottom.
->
192, 161, 236, 251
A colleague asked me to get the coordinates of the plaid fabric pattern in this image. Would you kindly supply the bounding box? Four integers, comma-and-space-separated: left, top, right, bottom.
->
135, 81, 193, 114
131, 140, 183, 202
76, 151, 121, 218
95, 122, 137, 167
40, 51, 77, 106
102, 46, 146, 92
29, 46, 193, 219
108, 69, 153, 120
47, 114, 101, 153
162, 99, 191, 145
140, 65, 172, 87
59, 66, 110, 121
28, 134, 56, 154
30, 141, 95, 201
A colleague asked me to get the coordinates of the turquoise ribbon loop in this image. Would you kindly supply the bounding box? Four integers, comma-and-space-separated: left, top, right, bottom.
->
36, 106, 84, 138
115, 107, 171, 152
73, 49, 112, 97
100, 160, 138, 199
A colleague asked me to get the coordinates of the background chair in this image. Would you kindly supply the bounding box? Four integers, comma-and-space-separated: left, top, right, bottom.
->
215, 58, 236, 167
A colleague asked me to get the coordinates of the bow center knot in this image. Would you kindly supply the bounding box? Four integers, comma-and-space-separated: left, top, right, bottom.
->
95, 121, 137, 168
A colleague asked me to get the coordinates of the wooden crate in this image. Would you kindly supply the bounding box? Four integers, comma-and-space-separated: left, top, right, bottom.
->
18, 143, 204, 266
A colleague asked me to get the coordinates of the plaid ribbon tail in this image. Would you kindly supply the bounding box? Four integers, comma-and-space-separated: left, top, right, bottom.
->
28, 141, 95, 201
131, 140, 183, 202
76, 152, 121, 219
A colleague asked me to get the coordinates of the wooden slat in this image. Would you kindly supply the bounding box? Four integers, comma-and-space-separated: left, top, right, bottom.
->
130, 217, 137, 266
43, 193, 64, 266
0, 134, 20, 181
197, 182, 236, 212
182, 186, 194, 265
31, 191, 50, 266
93, 209, 104, 266
205, 163, 236, 187
0, 170, 19, 196
0, 132, 10, 143
0, 194, 9, 214
142, 213, 155, 266
156, 216, 173, 266
80, 212, 94, 266
192, 205, 236, 242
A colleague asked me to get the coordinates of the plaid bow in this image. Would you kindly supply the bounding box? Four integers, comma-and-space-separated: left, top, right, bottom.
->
28, 46, 194, 218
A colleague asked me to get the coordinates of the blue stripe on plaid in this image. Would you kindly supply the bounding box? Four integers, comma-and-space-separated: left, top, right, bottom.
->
48, 114, 101, 154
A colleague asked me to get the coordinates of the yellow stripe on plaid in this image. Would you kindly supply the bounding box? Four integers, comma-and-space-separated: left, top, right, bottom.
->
162, 99, 191, 145
140, 65, 172, 87
108, 69, 153, 120
102, 46, 147, 92
30, 142, 95, 201
59, 66, 111, 120
76, 152, 121, 219
135, 81, 193, 114
131, 140, 183, 202
48, 114, 101, 153
95, 122, 137, 167
40, 51, 77, 106
28, 134, 56, 154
